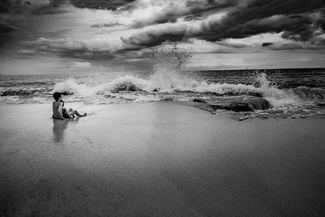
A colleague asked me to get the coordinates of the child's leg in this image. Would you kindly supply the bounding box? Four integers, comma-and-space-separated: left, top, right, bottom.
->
62, 108, 70, 119
71, 110, 87, 117
68, 108, 75, 118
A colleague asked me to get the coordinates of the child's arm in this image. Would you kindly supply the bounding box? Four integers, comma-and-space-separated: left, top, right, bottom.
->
58, 102, 65, 120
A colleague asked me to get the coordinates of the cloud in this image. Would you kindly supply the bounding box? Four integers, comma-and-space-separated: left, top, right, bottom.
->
17, 49, 37, 55
24, 37, 130, 59
120, 0, 325, 50
8, 0, 324, 65
130, 3, 179, 28
186, 39, 249, 54
121, 23, 189, 47
70, 0, 136, 10
0, 0, 21, 34
215, 39, 250, 49
31, 0, 69, 15
261, 41, 322, 50
262, 42, 273, 47
199, 10, 323, 41
267, 43, 304, 50
0, 1, 10, 13
129, 0, 239, 28
90, 22, 124, 28
0, 22, 17, 33
71, 61, 91, 68
0, 0, 69, 37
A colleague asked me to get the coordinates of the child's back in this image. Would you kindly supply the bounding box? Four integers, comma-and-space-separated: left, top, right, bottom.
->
52, 101, 63, 119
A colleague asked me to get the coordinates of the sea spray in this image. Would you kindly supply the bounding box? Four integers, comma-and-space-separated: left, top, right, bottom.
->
100, 75, 150, 93
148, 42, 197, 92
53, 78, 97, 96
250, 72, 296, 107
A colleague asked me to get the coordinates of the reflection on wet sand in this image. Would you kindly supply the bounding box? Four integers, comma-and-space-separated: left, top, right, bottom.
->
52, 118, 80, 143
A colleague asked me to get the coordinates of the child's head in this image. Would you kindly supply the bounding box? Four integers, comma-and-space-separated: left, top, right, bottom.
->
53, 92, 62, 101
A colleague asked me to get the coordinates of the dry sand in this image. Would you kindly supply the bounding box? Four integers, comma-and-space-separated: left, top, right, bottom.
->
1, 102, 325, 216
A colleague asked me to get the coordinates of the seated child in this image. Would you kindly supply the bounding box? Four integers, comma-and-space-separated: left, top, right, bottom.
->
52, 92, 87, 120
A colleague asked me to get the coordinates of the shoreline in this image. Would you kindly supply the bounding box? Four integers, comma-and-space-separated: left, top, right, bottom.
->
1, 102, 325, 216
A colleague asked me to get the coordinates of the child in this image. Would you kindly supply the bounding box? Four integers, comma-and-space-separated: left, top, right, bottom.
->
52, 92, 87, 120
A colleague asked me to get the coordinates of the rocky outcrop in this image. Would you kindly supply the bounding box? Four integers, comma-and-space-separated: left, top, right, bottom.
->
209, 97, 271, 112
161, 97, 173, 101
316, 101, 325, 107
192, 98, 206, 103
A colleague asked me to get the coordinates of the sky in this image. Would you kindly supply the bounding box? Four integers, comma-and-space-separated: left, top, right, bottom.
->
0, 0, 325, 75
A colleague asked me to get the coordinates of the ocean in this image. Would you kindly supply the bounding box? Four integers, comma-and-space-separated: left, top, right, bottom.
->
1, 67, 325, 119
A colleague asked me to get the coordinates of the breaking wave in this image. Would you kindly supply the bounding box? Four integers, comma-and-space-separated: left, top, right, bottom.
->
48, 70, 325, 108
1, 69, 324, 108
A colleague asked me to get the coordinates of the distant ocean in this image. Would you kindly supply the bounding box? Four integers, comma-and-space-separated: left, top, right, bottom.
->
1, 68, 325, 118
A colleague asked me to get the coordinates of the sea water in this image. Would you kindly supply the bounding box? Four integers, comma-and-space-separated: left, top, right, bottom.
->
1, 67, 325, 119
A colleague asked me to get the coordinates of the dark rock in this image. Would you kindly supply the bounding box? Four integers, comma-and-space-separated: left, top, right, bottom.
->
192, 98, 206, 103
247, 92, 263, 98
316, 101, 325, 107
161, 97, 173, 101
209, 97, 271, 112
244, 97, 271, 110
230, 102, 254, 112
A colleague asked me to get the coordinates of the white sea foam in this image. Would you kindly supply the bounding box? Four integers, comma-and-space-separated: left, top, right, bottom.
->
53, 78, 97, 96
52, 69, 304, 108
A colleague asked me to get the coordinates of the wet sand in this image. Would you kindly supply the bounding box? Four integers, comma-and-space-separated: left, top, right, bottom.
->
1, 102, 325, 216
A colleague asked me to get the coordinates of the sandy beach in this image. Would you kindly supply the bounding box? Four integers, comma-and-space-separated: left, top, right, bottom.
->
1, 101, 325, 216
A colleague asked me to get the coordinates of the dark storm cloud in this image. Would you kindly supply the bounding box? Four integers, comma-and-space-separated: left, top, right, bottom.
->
0, 0, 67, 36
0, 0, 29, 14
90, 22, 124, 28
70, 0, 136, 10
0, 0, 10, 13
0, 0, 68, 17
266, 42, 322, 51
121, 24, 189, 47
0, 22, 17, 33
31, 0, 69, 15
23, 37, 129, 60
130, 5, 178, 28
131, 0, 239, 28
200, 14, 316, 41
121, 0, 325, 49
0, 0, 21, 34
269, 43, 304, 50
197, 0, 325, 42
15, 0, 325, 62
260, 41, 322, 50
185, 0, 238, 15
262, 42, 273, 47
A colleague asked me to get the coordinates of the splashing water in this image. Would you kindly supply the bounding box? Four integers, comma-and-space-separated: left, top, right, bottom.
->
253, 72, 296, 107
51, 65, 321, 109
